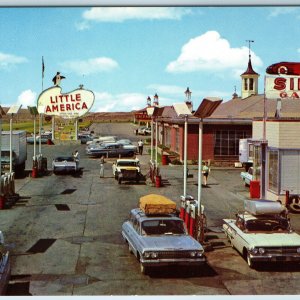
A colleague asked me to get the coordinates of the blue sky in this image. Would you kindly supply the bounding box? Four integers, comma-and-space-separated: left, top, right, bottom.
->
1, 6, 300, 112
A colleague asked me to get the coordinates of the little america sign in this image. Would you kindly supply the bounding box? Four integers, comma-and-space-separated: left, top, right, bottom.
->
37, 86, 94, 119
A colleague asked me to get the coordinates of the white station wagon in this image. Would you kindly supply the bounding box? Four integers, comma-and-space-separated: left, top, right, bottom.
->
223, 200, 300, 268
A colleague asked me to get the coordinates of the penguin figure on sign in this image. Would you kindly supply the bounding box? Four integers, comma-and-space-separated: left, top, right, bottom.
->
52, 72, 65, 86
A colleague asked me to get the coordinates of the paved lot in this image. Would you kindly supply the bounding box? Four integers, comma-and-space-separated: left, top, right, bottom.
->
1, 122, 300, 295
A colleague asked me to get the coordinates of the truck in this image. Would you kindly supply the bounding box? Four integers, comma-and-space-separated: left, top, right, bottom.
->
239, 138, 254, 171
1, 130, 27, 176
112, 158, 142, 184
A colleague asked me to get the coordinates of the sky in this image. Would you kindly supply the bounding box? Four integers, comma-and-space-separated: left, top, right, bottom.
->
1, 5, 300, 113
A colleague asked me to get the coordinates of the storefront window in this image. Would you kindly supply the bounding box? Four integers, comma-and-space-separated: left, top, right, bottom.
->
214, 130, 251, 156
268, 150, 279, 193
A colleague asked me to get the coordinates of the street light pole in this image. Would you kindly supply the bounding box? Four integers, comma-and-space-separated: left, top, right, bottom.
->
197, 118, 204, 242
155, 117, 158, 164
9, 115, 13, 173
183, 114, 188, 198
194, 97, 222, 243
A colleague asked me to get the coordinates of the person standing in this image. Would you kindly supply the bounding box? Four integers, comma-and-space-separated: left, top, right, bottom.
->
138, 139, 144, 155
73, 150, 79, 168
99, 156, 105, 178
202, 161, 210, 186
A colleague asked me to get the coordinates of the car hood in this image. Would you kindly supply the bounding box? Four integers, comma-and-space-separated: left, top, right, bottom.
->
53, 162, 76, 166
224, 219, 300, 247
139, 235, 203, 251
244, 232, 300, 247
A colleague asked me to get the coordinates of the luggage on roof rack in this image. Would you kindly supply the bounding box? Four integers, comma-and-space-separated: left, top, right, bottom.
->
139, 194, 177, 215
244, 199, 285, 215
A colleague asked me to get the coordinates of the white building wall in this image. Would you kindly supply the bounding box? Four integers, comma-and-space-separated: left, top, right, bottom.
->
253, 121, 300, 148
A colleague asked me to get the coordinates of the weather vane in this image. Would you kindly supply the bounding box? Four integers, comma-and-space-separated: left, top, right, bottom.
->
246, 40, 254, 58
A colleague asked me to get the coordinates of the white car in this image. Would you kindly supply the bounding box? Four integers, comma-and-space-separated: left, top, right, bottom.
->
240, 167, 253, 186
52, 156, 78, 174
223, 200, 300, 268
112, 158, 141, 184
86, 136, 117, 145
137, 127, 151, 135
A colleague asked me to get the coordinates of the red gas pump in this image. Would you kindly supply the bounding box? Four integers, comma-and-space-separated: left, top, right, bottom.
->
184, 200, 195, 230
189, 203, 198, 237
180, 196, 186, 220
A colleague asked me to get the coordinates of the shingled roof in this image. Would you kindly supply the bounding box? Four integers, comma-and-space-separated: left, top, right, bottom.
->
211, 95, 300, 119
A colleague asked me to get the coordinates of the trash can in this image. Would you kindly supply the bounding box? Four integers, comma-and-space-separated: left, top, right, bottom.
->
161, 154, 168, 165
155, 175, 161, 188
250, 180, 260, 198
0, 195, 5, 210
32, 167, 38, 178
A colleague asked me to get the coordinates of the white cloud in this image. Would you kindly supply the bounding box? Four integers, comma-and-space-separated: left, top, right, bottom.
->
61, 57, 119, 75
92, 92, 146, 112
166, 31, 263, 75
0, 52, 27, 70
17, 89, 37, 107
82, 7, 192, 23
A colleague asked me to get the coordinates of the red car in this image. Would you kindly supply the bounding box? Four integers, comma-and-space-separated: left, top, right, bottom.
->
266, 62, 300, 76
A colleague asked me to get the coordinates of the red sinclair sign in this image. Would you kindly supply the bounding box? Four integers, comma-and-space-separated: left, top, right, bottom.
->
265, 62, 300, 99
37, 86, 94, 119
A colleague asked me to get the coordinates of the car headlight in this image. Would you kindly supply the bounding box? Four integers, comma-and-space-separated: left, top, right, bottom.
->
258, 248, 265, 254
190, 251, 203, 257
190, 251, 196, 257
144, 251, 158, 258
250, 248, 258, 254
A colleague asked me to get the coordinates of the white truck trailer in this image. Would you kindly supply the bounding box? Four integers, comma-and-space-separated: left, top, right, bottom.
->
1, 130, 27, 176
239, 138, 254, 171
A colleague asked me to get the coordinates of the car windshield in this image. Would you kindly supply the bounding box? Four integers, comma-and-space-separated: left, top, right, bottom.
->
141, 219, 186, 235
118, 161, 138, 167
55, 157, 75, 162
245, 217, 289, 232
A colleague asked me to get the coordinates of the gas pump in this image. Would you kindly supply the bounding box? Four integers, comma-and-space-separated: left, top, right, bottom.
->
180, 195, 194, 221
189, 203, 198, 237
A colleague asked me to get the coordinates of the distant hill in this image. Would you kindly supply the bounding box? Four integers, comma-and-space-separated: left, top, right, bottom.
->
0, 107, 134, 123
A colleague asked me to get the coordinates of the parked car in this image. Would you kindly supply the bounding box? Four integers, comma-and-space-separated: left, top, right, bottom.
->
112, 158, 141, 184
86, 142, 136, 158
78, 134, 94, 144
52, 156, 78, 174
137, 127, 151, 135
240, 166, 253, 186
26, 133, 52, 144
223, 200, 300, 268
0, 231, 11, 295
86, 136, 117, 145
116, 139, 133, 145
122, 195, 206, 274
